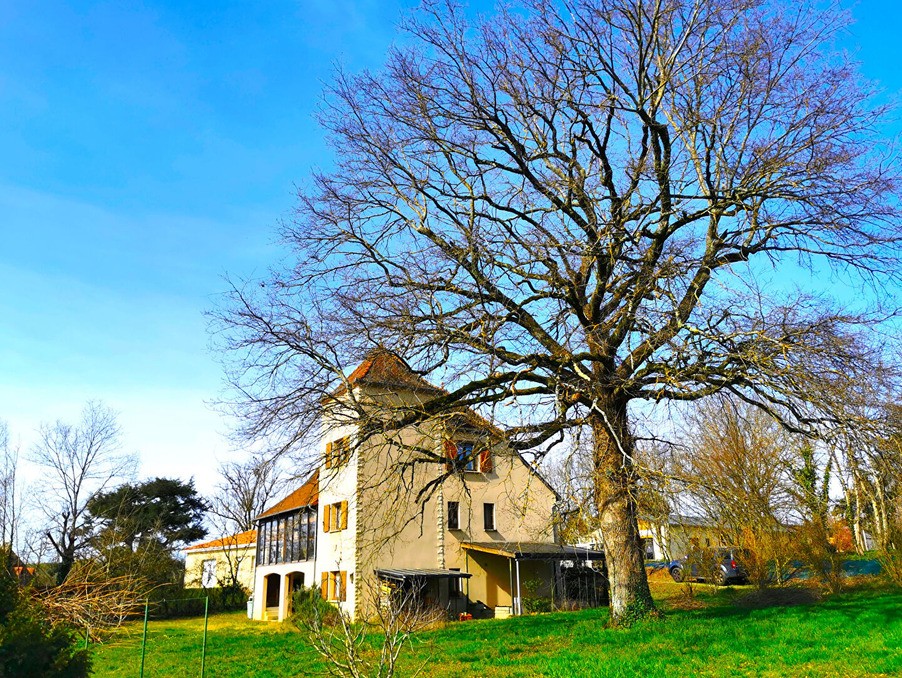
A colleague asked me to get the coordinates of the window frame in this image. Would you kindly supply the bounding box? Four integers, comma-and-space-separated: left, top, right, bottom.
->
447, 501, 460, 530
201, 558, 217, 588
483, 503, 495, 531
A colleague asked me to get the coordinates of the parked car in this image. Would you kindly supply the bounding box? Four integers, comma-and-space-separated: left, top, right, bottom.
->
668, 547, 748, 584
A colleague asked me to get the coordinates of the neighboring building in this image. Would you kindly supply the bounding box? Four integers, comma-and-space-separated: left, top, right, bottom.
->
578, 514, 722, 564
184, 529, 257, 591
250, 350, 604, 622
637, 515, 722, 562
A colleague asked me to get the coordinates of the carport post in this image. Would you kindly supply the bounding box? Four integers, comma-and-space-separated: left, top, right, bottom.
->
514, 559, 522, 616
508, 559, 514, 613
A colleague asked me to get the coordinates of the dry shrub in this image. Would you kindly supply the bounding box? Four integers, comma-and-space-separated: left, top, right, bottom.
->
670, 585, 707, 611
795, 521, 845, 594
31, 562, 149, 640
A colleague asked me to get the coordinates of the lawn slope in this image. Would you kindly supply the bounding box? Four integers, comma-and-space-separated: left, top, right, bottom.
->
91, 586, 902, 677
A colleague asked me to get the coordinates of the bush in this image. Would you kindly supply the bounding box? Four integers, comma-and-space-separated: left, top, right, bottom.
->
522, 597, 552, 614
147, 583, 249, 618
290, 586, 340, 628
0, 567, 90, 678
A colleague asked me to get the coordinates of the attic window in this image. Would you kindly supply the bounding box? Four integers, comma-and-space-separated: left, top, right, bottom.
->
445, 441, 493, 473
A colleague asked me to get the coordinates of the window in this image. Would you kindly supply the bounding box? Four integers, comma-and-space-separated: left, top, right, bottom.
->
483, 503, 495, 531
457, 442, 476, 471
257, 507, 316, 566
325, 436, 352, 469
445, 441, 492, 473
447, 501, 460, 530
201, 559, 217, 588
321, 570, 347, 602
323, 501, 349, 533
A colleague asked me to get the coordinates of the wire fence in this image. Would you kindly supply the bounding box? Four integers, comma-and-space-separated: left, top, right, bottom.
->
85, 596, 214, 678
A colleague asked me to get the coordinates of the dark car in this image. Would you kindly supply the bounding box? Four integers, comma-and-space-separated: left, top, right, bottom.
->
668, 547, 748, 584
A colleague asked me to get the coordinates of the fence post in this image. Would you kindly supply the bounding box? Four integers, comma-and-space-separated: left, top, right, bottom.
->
139, 600, 149, 678
201, 596, 209, 678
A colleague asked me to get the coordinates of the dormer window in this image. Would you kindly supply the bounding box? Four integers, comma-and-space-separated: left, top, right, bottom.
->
444, 440, 493, 473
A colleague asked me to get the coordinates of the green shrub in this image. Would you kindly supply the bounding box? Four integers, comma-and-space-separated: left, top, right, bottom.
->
522, 597, 553, 614
290, 586, 340, 628
0, 568, 90, 678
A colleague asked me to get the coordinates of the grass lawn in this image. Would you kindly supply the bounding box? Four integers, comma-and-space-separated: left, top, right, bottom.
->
90, 582, 902, 677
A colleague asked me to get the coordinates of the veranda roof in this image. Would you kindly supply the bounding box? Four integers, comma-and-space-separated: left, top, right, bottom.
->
375, 568, 473, 582
461, 541, 605, 561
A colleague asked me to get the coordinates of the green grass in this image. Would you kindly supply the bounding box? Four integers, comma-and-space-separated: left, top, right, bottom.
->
90, 583, 902, 677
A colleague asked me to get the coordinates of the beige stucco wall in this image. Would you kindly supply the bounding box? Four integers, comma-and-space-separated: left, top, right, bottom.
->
184, 543, 256, 591
349, 385, 558, 619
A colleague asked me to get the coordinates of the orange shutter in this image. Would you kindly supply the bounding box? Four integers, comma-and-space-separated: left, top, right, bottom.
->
339, 571, 347, 602
323, 504, 331, 533
325, 441, 333, 469
340, 501, 349, 530
444, 441, 457, 472
320, 572, 329, 599
479, 449, 493, 473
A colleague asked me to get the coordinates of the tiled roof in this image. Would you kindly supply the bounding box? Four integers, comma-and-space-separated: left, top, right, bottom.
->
185, 529, 257, 551
334, 349, 443, 396
256, 470, 319, 520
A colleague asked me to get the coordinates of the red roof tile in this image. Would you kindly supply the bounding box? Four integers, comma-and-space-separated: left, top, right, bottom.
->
186, 529, 257, 551
256, 470, 319, 520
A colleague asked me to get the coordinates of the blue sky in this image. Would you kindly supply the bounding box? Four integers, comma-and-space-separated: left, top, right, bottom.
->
1, 0, 900, 493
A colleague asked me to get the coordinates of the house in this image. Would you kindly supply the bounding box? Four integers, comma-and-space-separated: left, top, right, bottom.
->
184, 529, 257, 591
577, 514, 722, 564
637, 515, 722, 562
250, 350, 605, 622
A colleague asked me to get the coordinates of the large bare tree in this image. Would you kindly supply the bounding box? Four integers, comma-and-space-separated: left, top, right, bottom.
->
219, 0, 900, 622
31, 402, 135, 584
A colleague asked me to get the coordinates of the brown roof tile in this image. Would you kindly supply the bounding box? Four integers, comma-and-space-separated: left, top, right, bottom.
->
334, 349, 443, 396
256, 470, 319, 520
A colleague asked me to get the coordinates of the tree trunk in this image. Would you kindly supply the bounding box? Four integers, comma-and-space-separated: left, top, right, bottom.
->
590, 403, 657, 624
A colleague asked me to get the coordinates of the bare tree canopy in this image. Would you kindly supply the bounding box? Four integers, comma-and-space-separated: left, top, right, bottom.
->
218, 0, 901, 622
209, 454, 285, 533
31, 402, 135, 584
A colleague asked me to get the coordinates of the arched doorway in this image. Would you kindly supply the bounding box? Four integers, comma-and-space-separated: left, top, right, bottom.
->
264, 573, 281, 620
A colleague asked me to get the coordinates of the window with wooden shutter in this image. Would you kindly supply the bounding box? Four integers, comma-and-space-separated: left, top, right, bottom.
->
323, 504, 331, 533
340, 501, 348, 530
325, 441, 333, 469
339, 571, 347, 602
478, 449, 493, 473
320, 572, 329, 599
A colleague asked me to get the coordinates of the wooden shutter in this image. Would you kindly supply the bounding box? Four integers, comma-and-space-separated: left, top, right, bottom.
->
340, 501, 348, 530
323, 504, 331, 533
444, 440, 457, 472
325, 441, 333, 469
479, 449, 493, 473
339, 571, 347, 602
320, 572, 329, 599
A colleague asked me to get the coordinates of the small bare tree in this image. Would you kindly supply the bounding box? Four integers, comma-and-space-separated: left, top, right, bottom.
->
294, 582, 442, 678
678, 397, 798, 586
209, 454, 285, 533
31, 402, 135, 584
